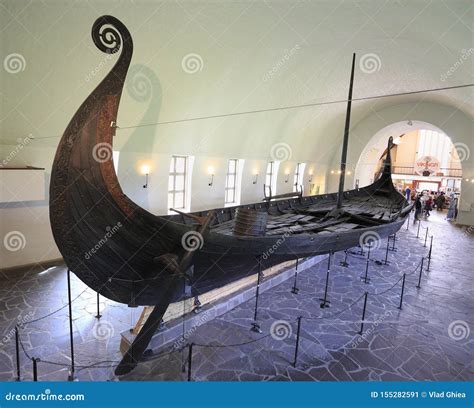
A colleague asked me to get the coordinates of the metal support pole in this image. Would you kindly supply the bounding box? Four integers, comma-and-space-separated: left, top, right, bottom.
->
187, 343, 193, 382
32, 358, 38, 382
340, 250, 349, 267
15, 326, 20, 381
383, 235, 390, 265
389, 233, 397, 252
398, 274, 406, 310
66, 269, 75, 380
251, 259, 262, 333
361, 258, 371, 284
291, 258, 299, 294
417, 221, 421, 238
416, 257, 424, 289
424, 228, 428, 247
427, 236, 433, 271
95, 292, 102, 319
293, 316, 302, 367
358, 292, 368, 335
320, 253, 331, 308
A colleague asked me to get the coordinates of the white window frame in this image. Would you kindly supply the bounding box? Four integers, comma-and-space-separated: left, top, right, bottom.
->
265, 161, 279, 196
168, 155, 189, 213
293, 162, 306, 192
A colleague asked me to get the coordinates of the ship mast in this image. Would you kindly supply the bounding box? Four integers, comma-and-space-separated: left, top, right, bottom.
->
336, 53, 356, 209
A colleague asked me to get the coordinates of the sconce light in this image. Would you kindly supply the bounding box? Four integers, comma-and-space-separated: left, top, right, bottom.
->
253, 172, 258, 184
141, 164, 150, 188
346, 170, 351, 175
330, 170, 335, 174
308, 169, 314, 183
208, 166, 215, 186
337, 170, 342, 175
284, 169, 290, 183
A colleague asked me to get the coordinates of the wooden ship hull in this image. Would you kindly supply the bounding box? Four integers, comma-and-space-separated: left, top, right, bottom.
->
49, 16, 411, 374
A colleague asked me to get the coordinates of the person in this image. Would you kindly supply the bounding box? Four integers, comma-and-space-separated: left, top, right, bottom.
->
435, 192, 446, 211
446, 194, 458, 221
414, 195, 422, 224
405, 187, 411, 202
425, 195, 433, 217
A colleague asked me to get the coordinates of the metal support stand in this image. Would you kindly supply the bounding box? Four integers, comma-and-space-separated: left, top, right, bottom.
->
360, 245, 371, 283
378, 236, 390, 265
319, 253, 332, 308
293, 316, 302, 367
66, 269, 75, 381
358, 292, 368, 335
389, 233, 397, 252
424, 228, 429, 247
95, 292, 102, 319
32, 357, 38, 382
15, 326, 20, 381
417, 221, 421, 238
187, 343, 193, 382
291, 258, 299, 294
427, 236, 433, 271
339, 250, 349, 267
416, 257, 424, 289
357, 245, 365, 256
251, 258, 262, 333
398, 274, 406, 310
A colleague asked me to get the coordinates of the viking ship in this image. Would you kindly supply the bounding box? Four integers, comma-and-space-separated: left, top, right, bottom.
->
49, 16, 411, 374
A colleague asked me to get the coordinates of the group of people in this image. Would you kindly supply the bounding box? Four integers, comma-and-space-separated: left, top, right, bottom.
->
409, 189, 458, 223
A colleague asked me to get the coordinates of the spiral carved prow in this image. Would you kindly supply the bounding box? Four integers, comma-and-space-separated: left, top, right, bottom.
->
91, 15, 132, 55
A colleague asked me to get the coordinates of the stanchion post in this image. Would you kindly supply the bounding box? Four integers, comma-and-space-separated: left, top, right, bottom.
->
15, 326, 21, 381
360, 245, 371, 283
390, 233, 397, 252
427, 236, 433, 271
358, 292, 368, 335
32, 358, 38, 382
383, 236, 390, 265
95, 292, 102, 319
319, 253, 331, 308
340, 250, 349, 267
66, 269, 75, 380
187, 343, 193, 382
398, 274, 406, 310
416, 257, 424, 289
291, 258, 299, 294
251, 258, 262, 333
424, 228, 428, 247
293, 316, 302, 367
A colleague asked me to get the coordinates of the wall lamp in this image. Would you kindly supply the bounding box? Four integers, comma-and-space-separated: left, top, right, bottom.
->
253, 172, 258, 184
141, 164, 150, 188
308, 169, 314, 183
208, 166, 215, 186
284, 170, 290, 183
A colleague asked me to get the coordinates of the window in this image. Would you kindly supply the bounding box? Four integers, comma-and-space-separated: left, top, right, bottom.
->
293, 162, 306, 192
265, 161, 279, 196
168, 156, 188, 210
225, 159, 240, 205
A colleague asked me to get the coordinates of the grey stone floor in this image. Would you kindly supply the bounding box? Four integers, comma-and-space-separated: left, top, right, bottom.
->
0, 210, 472, 382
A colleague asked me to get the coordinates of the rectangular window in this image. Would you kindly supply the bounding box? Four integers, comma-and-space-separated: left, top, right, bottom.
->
225, 159, 239, 204
168, 156, 187, 210
293, 163, 306, 192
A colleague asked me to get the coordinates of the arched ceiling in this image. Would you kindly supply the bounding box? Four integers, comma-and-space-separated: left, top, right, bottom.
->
1, 0, 472, 167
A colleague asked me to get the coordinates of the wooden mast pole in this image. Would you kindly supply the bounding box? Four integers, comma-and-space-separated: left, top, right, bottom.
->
337, 53, 356, 209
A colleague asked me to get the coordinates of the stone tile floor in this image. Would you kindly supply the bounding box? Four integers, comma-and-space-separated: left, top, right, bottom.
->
0, 211, 472, 382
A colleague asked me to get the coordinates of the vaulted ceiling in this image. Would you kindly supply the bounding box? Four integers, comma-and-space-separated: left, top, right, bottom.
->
1, 0, 472, 166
